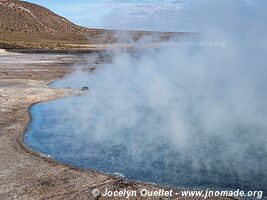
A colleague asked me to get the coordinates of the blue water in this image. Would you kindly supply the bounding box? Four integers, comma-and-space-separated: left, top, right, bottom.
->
25, 96, 267, 194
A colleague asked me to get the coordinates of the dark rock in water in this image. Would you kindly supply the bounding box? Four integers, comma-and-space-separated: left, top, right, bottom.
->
81, 86, 89, 91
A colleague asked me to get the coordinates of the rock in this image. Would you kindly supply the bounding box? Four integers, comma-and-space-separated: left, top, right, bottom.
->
0, 49, 7, 54
81, 86, 89, 91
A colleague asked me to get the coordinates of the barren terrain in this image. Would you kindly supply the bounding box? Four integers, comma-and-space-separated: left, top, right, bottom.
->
0, 51, 234, 200
0, 0, 195, 50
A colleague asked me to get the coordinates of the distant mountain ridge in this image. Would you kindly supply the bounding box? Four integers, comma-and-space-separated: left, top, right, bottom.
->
0, 0, 195, 50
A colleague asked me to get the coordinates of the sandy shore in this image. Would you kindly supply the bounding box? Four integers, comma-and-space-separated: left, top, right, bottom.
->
0, 52, 232, 200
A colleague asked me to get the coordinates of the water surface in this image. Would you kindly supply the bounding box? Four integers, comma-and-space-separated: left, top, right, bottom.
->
25, 96, 267, 193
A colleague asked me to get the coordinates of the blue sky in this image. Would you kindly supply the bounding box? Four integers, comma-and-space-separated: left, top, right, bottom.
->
25, 0, 190, 31
25, 0, 256, 32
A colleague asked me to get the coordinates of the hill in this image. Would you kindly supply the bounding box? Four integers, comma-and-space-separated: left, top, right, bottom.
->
0, 0, 107, 49
0, 0, 195, 50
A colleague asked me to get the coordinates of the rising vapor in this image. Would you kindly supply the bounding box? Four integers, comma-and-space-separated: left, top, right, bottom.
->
27, 0, 267, 194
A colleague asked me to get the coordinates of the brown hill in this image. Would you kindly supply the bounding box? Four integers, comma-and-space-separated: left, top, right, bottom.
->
0, 0, 89, 34
0, 0, 113, 49
0, 0, 195, 50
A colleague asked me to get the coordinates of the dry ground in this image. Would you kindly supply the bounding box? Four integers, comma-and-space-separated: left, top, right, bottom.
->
0, 52, 233, 200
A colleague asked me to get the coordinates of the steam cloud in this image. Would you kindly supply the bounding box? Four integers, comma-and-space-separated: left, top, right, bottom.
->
28, 0, 267, 193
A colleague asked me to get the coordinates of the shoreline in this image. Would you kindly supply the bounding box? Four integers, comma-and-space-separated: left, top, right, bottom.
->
0, 53, 233, 199
18, 94, 167, 190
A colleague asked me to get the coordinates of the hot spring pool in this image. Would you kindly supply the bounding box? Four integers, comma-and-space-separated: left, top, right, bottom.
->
24, 47, 267, 196
24, 96, 267, 194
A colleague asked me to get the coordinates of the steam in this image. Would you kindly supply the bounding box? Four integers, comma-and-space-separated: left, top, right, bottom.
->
28, 0, 267, 192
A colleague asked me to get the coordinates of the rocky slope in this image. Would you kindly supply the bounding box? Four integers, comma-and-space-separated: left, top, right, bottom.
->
0, 0, 89, 34
0, 0, 110, 49
0, 0, 195, 50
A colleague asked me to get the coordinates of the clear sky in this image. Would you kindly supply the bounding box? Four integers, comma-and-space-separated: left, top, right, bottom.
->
25, 0, 190, 32
24, 0, 255, 32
